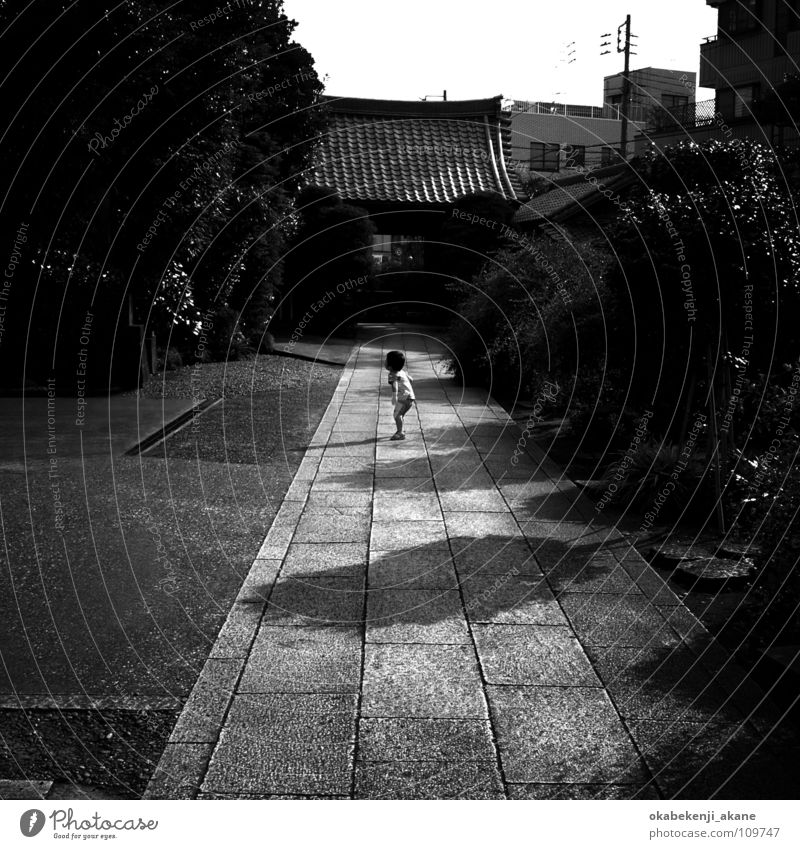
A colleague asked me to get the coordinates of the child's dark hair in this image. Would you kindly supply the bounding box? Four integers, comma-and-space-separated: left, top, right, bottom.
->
385, 350, 405, 371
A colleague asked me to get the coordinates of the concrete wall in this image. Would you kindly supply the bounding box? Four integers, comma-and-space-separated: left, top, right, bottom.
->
510, 112, 630, 178
604, 67, 697, 118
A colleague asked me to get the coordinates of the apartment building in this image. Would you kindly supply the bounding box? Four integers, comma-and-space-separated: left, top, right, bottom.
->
511, 67, 696, 180
638, 0, 800, 149
604, 67, 697, 122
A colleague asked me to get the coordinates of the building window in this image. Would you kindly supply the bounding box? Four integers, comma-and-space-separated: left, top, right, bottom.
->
530, 142, 560, 172
607, 94, 623, 118
662, 94, 689, 109
734, 83, 759, 118
775, 0, 800, 51
716, 89, 734, 119
724, 0, 761, 34
716, 84, 760, 120
565, 145, 585, 168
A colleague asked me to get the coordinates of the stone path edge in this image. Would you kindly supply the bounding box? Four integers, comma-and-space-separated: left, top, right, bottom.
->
143, 351, 356, 799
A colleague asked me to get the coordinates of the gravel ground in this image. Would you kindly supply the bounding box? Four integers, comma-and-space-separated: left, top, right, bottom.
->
0, 709, 179, 798
141, 355, 343, 466
128, 354, 339, 400
1, 353, 346, 800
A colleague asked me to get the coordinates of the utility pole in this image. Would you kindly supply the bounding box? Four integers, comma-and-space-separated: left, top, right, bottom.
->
602, 15, 637, 160
618, 14, 632, 161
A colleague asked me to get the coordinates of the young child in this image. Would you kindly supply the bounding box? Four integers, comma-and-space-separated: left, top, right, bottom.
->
385, 350, 415, 440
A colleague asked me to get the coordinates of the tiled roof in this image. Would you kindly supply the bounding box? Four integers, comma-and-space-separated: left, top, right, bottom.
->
311, 96, 520, 205
513, 164, 634, 225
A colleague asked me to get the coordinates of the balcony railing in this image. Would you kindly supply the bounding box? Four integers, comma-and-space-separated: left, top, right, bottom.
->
510, 99, 650, 124
647, 98, 718, 131
602, 103, 653, 124
510, 100, 607, 118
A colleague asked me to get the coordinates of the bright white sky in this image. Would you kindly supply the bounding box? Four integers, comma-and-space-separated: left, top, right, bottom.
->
282, 0, 718, 105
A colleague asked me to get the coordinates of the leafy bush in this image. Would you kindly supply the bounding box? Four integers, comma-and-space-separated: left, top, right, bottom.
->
203, 306, 252, 362
729, 366, 800, 452
159, 347, 184, 372
249, 330, 275, 354
607, 140, 800, 434
595, 437, 709, 513
427, 191, 517, 286
730, 439, 800, 645
447, 232, 630, 441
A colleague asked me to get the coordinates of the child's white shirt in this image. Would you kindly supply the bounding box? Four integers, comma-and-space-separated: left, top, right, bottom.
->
388, 369, 414, 400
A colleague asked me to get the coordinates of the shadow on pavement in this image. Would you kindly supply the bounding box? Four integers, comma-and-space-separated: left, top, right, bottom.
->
244, 533, 800, 799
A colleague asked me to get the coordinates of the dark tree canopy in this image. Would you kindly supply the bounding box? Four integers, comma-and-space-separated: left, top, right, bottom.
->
284, 187, 375, 331
0, 0, 325, 384
429, 191, 518, 285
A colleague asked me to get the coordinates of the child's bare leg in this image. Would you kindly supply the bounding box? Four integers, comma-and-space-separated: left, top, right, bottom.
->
391, 401, 409, 439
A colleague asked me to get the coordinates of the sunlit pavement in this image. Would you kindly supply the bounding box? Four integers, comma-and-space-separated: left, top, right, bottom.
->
145, 326, 796, 800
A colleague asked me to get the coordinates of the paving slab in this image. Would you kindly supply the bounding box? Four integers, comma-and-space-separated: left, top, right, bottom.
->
281, 543, 368, 578
202, 694, 356, 796
357, 718, 496, 761
452, 540, 542, 577
473, 625, 601, 686
433, 468, 496, 490
264, 577, 365, 627
366, 589, 469, 644
146, 328, 782, 800
310, 474, 374, 491
559, 593, 681, 648
362, 644, 487, 718
508, 783, 659, 800
238, 626, 362, 693
462, 575, 566, 625
354, 760, 505, 799
546, 557, 645, 595
438, 489, 510, 512
317, 457, 372, 475
293, 513, 371, 543
373, 476, 437, 493
372, 491, 442, 520
369, 550, 459, 589
428, 454, 485, 472
488, 686, 649, 784
374, 458, 432, 478
585, 645, 748, 723
304, 491, 374, 509
370, 519, 449, 551
444, 511, 523, 544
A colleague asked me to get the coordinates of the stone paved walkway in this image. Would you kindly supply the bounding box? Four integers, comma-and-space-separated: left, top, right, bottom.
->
145, 329, 795, 800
